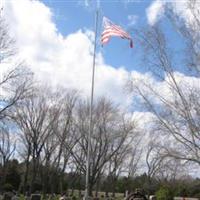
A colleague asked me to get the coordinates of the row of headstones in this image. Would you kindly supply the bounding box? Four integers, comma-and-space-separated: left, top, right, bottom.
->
0, 192, 126, 200
0, 192, 18, 200
0, 192, 43, 200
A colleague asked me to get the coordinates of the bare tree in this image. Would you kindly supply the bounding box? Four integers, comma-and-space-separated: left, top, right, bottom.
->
0, 18, 15, 59
104, 143, 131, 197
70, 98, 135, 195
40, 111, 60, 196
144, 138, 190, 194
0, 125, 16, 191
166, 0, 200, 75
103, 130, 142, 197
0, 18, 33, 121
127, 3, 200, 176
155, 158, 189, 183
47, 89, 79, 194
12, 87, 61, 193
145, 141, 163, 182
0, 16, 32, 193
127, 136, 143, 178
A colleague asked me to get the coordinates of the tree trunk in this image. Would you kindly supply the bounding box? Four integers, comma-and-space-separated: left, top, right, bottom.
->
42, 164, 50, 198
111, 177, 116, 197
23, 157, 30, 194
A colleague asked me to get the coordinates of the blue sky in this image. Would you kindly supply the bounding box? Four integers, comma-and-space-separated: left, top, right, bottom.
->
2, 0, 194, 108
39, 0, 189, 76
41, 0, 153, 72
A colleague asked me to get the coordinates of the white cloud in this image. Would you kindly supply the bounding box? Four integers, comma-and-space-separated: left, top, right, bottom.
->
128, 15, 138, 26
146, 0, 166, 26
84, 0, 89, 7
132, 111, 156, 132
2, 0, 132, 108
146, 0, 200, 26
130, 70, 200, 106
2, 0, 199, 121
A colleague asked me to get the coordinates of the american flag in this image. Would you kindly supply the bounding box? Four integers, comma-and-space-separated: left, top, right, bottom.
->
101, 17, 133, 48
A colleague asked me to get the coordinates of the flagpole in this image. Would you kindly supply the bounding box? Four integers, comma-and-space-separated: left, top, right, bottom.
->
84, 9, 99, 200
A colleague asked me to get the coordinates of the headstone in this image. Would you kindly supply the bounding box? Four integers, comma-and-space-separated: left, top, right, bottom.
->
149, 195, 156, 200
3, 192, 14, 200
93, 197, 99, 200
48, 194, 53, 199
11, 195, 19, 200
125, 191, 129, 198
59, 195, 66, 200
30, 194, 41, 200
25, 195, 31, 200
126, 192, 147, 200
48, 194, 55, 200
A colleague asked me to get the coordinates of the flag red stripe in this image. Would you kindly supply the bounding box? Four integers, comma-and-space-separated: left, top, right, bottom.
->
102, 31, 128, 39
101, 17, 133, 48
102, 29, 130, 39
101, 33, 127, 44
107, 24, 131, 38
102, 26, 131, 38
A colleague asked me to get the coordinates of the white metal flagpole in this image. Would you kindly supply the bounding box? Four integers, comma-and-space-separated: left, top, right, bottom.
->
84, 9, 99, 200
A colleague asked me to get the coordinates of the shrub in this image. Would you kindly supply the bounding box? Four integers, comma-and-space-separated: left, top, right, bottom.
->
156, 186, 173, 200
3, 183, 13, 191
72, 196, 77, 200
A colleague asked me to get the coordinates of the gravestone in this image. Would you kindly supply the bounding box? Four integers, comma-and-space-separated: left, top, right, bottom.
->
125, 190, 129, 198
11, 195, 19, 200
59, 195, 66, 200
30, 194, 41, 200
25, 195, 31, 200
3, 192, 13, 200
125, 189, 148, 200
93, 197, 99, 200
49, 193, 57, 200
